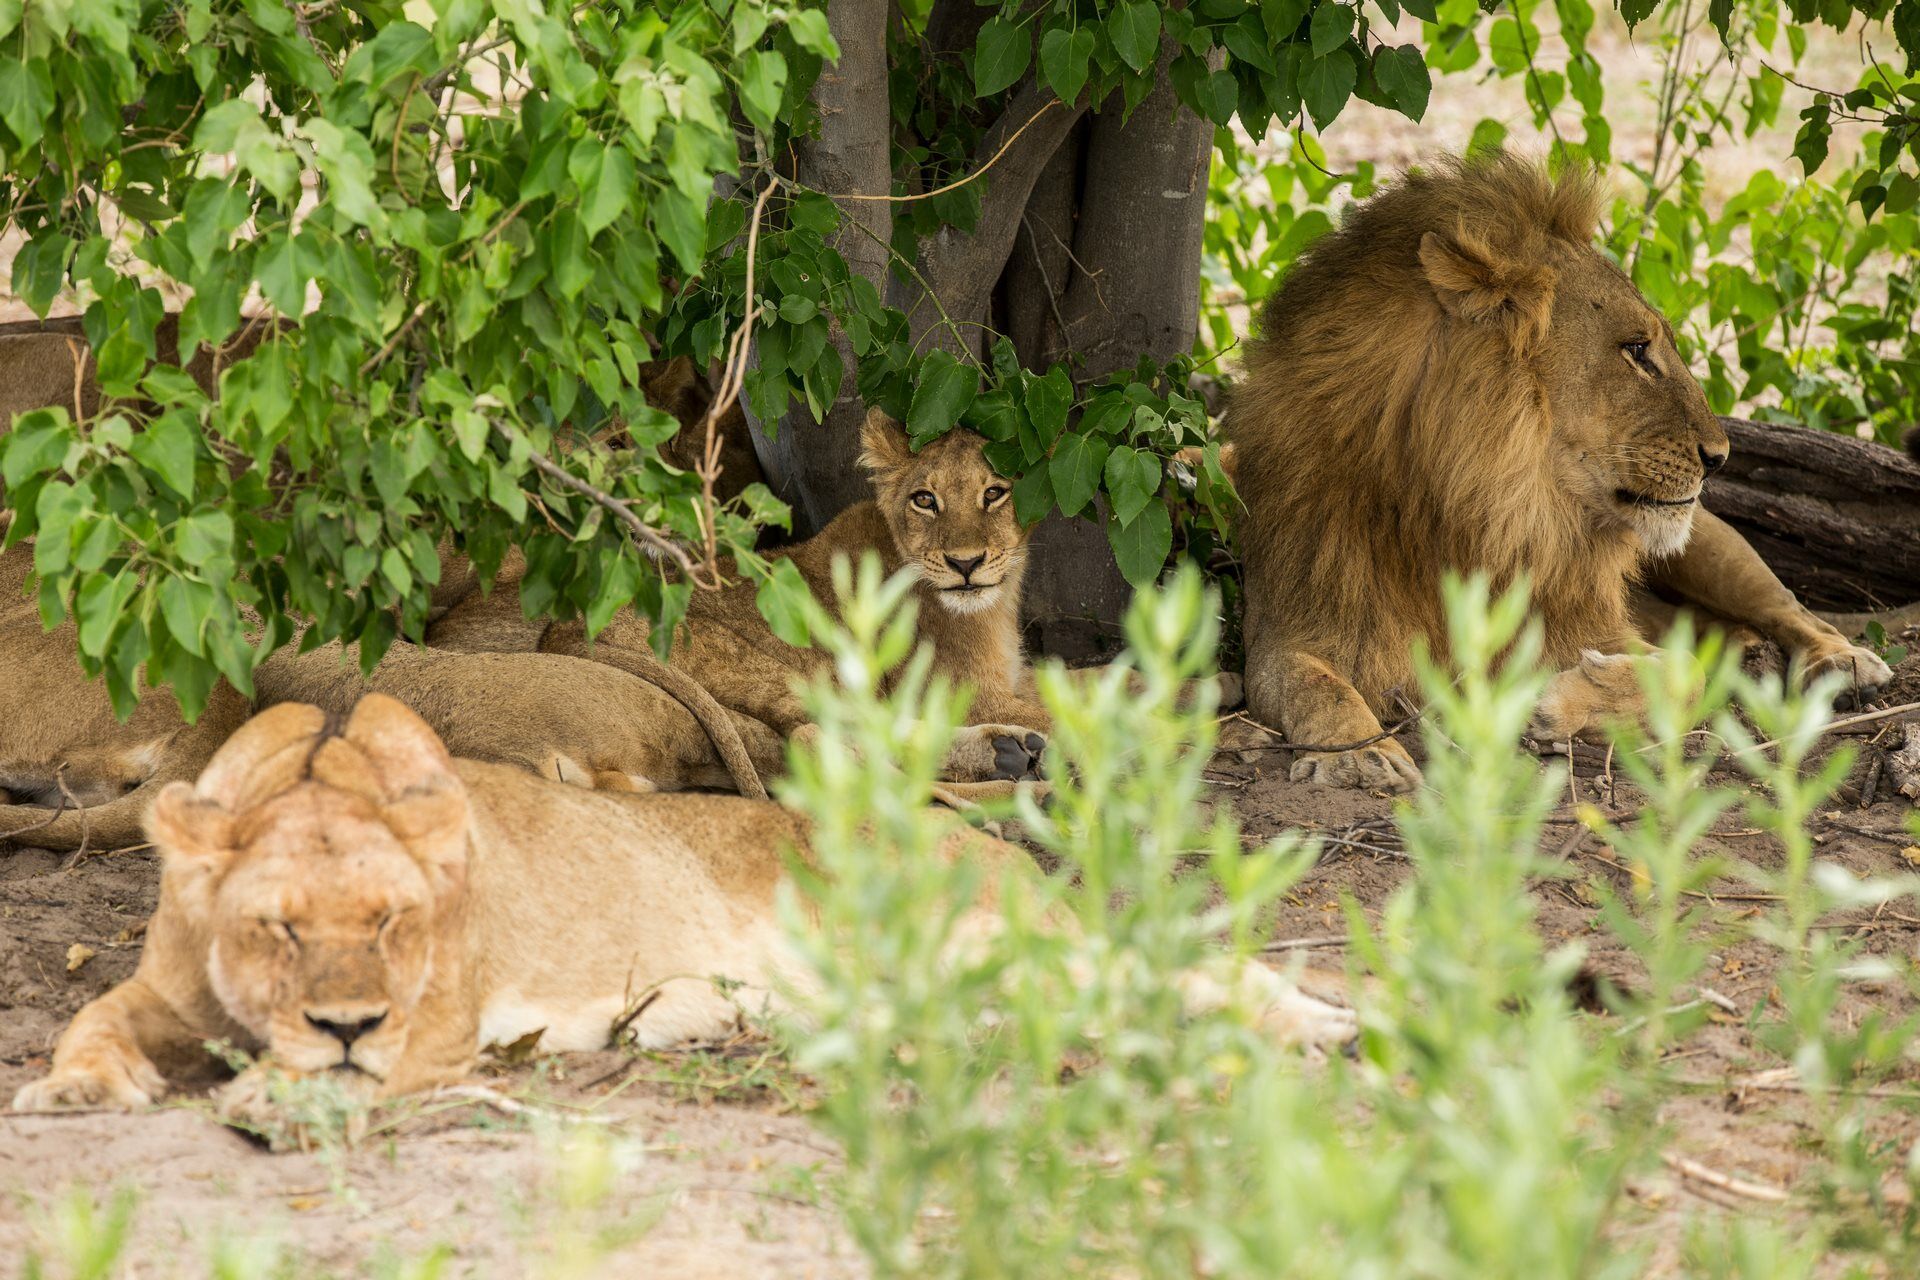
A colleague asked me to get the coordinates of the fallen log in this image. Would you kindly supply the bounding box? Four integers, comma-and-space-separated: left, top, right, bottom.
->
1706, 419, 1920, 614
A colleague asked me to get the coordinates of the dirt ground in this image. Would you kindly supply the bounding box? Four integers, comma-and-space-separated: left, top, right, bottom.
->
3, 637, 1918, 1274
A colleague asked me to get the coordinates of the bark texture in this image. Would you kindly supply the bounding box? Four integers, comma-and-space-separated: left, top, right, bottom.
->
743, 0, 894, 535
1705, 418, 1920, 611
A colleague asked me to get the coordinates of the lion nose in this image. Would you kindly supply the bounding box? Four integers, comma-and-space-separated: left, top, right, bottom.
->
944, 553, 985, 582
305, 1009, 387, 1047
1698, 444, 1728, 474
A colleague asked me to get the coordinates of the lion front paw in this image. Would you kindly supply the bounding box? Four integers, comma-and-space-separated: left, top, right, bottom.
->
1528, 651, 1643, 742
948, 724, 1047, 783
216, 1065, 372, 1152
1289, 738, 1421, 793
1799, 640, 1893, 707
1257, 985, 1361, 1058
12, 1055, 165, 1111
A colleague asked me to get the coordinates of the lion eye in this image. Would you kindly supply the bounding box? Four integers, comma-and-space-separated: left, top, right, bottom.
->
910, 491, 939, 513
982, 485, 1007, 506
1623, 339, 1654, 369
265, 920, 299, 945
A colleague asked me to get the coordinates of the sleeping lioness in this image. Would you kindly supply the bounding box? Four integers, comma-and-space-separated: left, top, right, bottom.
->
11, 694, 1357, 1110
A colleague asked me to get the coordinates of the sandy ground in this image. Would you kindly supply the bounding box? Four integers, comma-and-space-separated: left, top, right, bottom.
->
4, 634, 1918, 1274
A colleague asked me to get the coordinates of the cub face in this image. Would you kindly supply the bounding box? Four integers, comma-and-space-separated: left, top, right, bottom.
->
860, 410, 1028, 615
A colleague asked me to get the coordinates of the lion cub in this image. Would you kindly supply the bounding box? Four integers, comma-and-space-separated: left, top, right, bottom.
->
431, 410, 1052, 787
12, 695, 1356, 1110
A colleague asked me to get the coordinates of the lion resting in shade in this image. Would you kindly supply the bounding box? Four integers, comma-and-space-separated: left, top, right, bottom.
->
1230, 153, 1889, 792
11, 694, 1358, 1112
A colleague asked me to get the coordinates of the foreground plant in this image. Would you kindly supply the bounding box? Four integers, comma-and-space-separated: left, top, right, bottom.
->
782, 566, 1920, 1277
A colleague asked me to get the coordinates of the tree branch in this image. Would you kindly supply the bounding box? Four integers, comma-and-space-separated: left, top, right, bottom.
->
905, 80, 1090, 358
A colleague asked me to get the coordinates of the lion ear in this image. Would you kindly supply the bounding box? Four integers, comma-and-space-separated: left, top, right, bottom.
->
859, 407, 913, 477
145, 781, 237, 872
337, 693, 470, 888
191, 702, 328, 812
383, 781, 470, 897
339, 693, 458, 798
1418, 229, 1556, 355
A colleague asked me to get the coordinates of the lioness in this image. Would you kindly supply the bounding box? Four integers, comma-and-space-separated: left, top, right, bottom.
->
11, 694, 1356, 1110
431, 410, 1054, 786
1230, 153, 1891, 792
0, 525, 766, 849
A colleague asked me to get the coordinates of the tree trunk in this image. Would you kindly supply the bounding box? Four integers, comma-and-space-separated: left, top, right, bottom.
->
1017, 43, 1217, 658
1705, 418, 1920, 612
743, 0, 894, 536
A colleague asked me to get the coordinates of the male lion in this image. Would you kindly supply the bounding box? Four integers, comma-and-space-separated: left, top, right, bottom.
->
12, 694, 1356, 1110
430, 410, 1054, 787
1231, 153, 1890, 792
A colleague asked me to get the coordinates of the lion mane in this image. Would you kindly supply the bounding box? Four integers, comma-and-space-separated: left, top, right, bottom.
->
1230, 154, 1626, 705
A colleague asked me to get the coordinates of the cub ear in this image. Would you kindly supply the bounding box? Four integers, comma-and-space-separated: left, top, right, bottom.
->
859, 407, 914, 476
145, 781, 236, 872
1418, 229, 1556, 356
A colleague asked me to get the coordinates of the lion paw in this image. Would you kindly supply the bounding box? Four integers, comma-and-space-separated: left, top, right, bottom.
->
947, 724, 1046, 783
1214, 672, 1246, 711
216, 1066, 371, 1152
12, 1056, 164, 1111
1257, 986, 1361, 1058
1801, 641, 1893, 707
1528, 651, 1641, 742
1289, 739, 1421, 793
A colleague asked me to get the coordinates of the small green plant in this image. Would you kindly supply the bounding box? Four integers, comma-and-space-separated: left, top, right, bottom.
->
780, 563, 1920, 1276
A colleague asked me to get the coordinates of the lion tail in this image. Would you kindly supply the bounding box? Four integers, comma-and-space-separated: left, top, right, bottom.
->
576, 643, 769, 801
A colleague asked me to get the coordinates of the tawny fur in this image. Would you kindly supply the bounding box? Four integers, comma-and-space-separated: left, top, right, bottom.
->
1230, 152, 1885, 791
11, 695, 1357, 1113
429, 410, 1054, 788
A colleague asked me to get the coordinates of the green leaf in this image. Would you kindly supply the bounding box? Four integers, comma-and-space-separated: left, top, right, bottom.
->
1012, 463, 1055, 525
75, 570, 138, 660
786, 8, 840, 59
569, 137, 635, 236
1195, 69, 1239, 125
1049, 431, 1109, 518
908, 351, 978, 443
158, 576, 215, 657
12, 231, 69, 316
974, 17, 1031, 97
1302, 51, 1357, 130
0, 58, 54, 151
300, 120, 387, 233
175, 511, 234, 568
128, 411, 199, 500
1024, 365, 1072, 444
1309, 2, 1353, 56
1792, 103, 1831, 176
755, 557, 813, 647
1371, 44, 1431, 121
1262, 0, 1311, 39
193, 99, 263, 152
3, 408, 71, 488
1108, 2, 1161, 73
738, 48, 788, 132
652, 190, 706, 275
1107, 500, 1171, 587
1103, 444, 1161, 526
1897, 0, 1920, 67
1039, 26, 1096, 104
